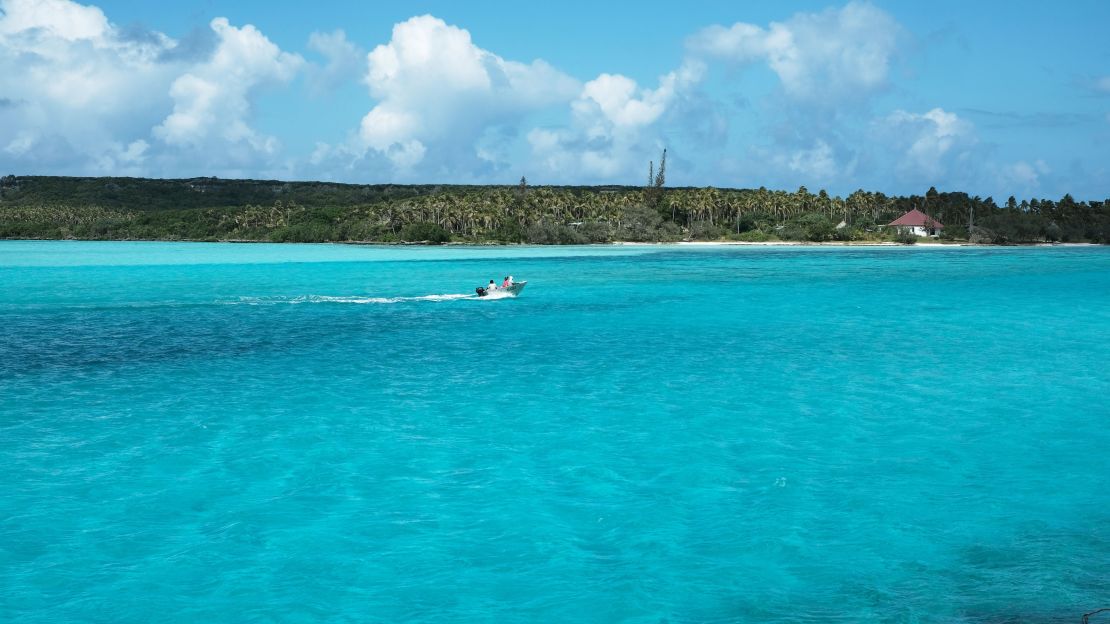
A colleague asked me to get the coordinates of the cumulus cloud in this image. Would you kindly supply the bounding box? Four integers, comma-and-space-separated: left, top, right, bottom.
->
687, 1, 901, 102
0, 2, 1091, 199
675, 2, 909, 192
577, 74, 668, 128
527, 61, 706, 181
879, 108, 974, 177
0, 0, 301, 176
862, 107, 982, 192
783, 140, 839, 179
0, 0, 178, 173
153, 17, 303, 159
0, 0, 108, 40
347, 14, 578, 174
576, 62, 705, 130
742, 106, 1060, 199
305, 29, 363, 94
998, 160, 1049, 193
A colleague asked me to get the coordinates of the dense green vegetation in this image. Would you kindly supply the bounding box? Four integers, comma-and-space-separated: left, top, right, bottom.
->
1, 173, 1107, 244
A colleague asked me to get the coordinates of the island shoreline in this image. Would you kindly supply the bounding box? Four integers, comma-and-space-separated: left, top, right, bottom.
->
1, 237, 1100, 248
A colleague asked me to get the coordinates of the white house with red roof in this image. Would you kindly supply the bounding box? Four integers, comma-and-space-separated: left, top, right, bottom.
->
888, 208, 943, 237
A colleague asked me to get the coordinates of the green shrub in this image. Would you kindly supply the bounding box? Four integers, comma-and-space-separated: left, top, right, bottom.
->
894, 230, 918, 244
616, 204, 663, 241
939, 225, 968, 241
338, 220, 387, 242
525, 221, 586, 244
730, 229, 774, 242
491, 221, 526, 243
576, 221, 612, 243
270, 223, 335, 243
399, 222, 451, 244
657, 222, 682, 242
733, 214, 760, 234
777, 224, 802, 241
689, 221, 729, 240
1043, 222, 1061, 242
791, 213, 836, 241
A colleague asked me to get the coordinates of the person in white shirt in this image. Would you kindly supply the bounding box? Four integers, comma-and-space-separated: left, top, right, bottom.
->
487, 280, 498, 291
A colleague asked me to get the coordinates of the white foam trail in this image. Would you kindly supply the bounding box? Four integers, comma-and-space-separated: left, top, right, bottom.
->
478, 290, 517, 300
227, 293, 484, 305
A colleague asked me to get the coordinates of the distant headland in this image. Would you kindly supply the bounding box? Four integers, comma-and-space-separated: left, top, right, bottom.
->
1, 174, 1107, 245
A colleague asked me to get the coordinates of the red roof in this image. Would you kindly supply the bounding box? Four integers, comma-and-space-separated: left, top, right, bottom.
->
888, 208, 943, 228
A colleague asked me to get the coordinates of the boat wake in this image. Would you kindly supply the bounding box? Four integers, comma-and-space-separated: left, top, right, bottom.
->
225, 292, 515, 305
476, 289, 517, 300
228, 294, 473, 305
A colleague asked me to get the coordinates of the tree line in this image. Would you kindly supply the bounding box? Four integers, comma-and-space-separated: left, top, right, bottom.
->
1, 173, 1107, 244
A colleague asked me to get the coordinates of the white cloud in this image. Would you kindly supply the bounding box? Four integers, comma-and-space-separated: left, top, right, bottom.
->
0, 0, 174, 111
0, 0, 178, 173
995, 159, 1051, 196
575, 61, 705, 130
875, 108, 975, 180
359, 104, 420, 152
351, 15, 579, 172
0, 0, 108, 41
687, 1, 901, 101
527, 61, 706, 182
578, 74, 665, 128
0, 0, 301, 176
306, 29, 363, 94
153, 17, 302, 157
785, 140, 838, 179
0, 3, 1089, 199
735, 105, 1060, 199
4, 131, 35, 156
679, 3, 917, 192
1006, 161, 1039, 187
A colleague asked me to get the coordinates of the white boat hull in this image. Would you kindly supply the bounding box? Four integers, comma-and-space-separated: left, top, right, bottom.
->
476, 281, 526, 297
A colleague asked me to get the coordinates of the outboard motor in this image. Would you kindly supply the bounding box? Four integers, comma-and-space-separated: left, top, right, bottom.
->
475, 287, 487, 297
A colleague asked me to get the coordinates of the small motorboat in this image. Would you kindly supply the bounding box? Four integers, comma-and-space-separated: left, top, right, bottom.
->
476, 281, 527, 297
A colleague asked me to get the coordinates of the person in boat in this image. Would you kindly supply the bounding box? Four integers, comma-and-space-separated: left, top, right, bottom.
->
488, 279, 498, 291
502, 276, 513, 288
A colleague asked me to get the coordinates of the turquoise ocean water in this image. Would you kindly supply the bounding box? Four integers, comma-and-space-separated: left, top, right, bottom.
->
2, 241, 1108, 623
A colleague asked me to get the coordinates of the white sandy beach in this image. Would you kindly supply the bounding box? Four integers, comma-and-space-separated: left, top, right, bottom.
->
614, 241, 1099, 248
612, 240, 963, 247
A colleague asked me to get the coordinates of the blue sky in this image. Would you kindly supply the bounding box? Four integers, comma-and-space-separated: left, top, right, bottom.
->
1, 0, 1107, 199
